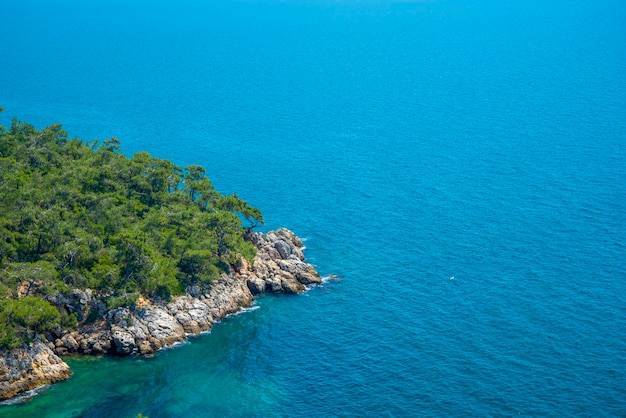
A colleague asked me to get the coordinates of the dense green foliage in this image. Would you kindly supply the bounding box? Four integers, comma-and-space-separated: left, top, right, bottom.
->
0, 114, 263, 347
0, 297, 61, 349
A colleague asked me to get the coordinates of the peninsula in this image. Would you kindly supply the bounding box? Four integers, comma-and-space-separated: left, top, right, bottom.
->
0, 116, 320, 400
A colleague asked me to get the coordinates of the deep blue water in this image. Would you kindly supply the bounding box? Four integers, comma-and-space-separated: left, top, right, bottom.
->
1, 0, 626, 416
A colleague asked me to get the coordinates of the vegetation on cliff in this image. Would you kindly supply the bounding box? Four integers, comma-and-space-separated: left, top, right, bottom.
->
0, 112, 263, 348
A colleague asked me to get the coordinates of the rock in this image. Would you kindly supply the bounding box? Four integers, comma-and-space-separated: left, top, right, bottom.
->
180, 318, 201, 334
275, 228, 304, 249
111, 326, 136, 355
71, 289, 90, 305
0, 341, 72, 401
266, 277, 283, 293
149, 337, 163, 351
281, 277, 305, 294
91, 342, 105, 354
201, 275, 254, 318
274, 240, 292, 259
175, 312, 201, 334
130, 318, 151, 342
1, 228, 324, 401
107, 307, 133, 326
187, 286, 202, 298
277, 269, 305, 294
95, 300, 107, 315
73, 321, 112, 355
61, 334, 79, 351
187, 303, 212, 332
296, 271, 321, 285
139, 308, 186, 348
45, 288, 99, 322
246, 277, 266, 295
295, 264, 322, 285
275, 258, 321, 286
248, 228, 321, 294
137, 340, 153, 355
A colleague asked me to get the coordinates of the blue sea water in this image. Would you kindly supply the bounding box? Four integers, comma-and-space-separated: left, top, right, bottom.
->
1, 0, 626, 416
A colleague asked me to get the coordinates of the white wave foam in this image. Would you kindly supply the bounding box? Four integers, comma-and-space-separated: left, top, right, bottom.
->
161, 340, 190, 351
229, 304, 260, 317
321, 274, 342, 283
185, 328, 213, 337
0, 385, 49, 405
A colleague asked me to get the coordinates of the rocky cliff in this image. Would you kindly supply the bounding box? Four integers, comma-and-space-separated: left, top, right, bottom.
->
0, 229, 320, 400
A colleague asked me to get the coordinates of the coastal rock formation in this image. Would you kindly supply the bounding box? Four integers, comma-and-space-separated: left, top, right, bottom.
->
246, 228, 321, 290
0, 229, 321, 400
0, 341, 71, 401
48, 228, 321, 357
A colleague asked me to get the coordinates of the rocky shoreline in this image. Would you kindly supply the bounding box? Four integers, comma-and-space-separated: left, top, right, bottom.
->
0, 229, 320, 401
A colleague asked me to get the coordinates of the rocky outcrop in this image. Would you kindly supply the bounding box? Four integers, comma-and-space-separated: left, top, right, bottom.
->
47, 228, 321, 357
0, 341, 71, 401
0, 229, 322, 400
245, 228, 322, 292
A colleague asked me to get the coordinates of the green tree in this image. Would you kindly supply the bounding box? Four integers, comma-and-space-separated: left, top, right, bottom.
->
0, 117, 264, 339
0, 297, 61, 348
215, 194, 264, 230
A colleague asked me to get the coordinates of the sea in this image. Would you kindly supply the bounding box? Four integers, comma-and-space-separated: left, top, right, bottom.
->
0, 0, 625, 416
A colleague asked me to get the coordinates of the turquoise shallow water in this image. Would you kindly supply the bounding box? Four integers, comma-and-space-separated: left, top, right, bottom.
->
1, 0, 626, 416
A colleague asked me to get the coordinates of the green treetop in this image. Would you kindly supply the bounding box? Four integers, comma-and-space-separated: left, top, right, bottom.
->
0, 115, 264, 348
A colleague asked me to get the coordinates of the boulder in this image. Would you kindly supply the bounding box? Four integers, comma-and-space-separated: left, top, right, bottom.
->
0, 341, 72, 400
246, 277, 266, 295
295, 264, 322, 285
274, 240, 292, 259
137, 340, 154, 355
139, 308, 186, 348
281, 277, 305, 294
275, 259, 321, 286
111, 326, 136, 355
73, 321, 112, 355
175, 312, 200, 334
274, 228, 298, 243
266, 277, 284, 293
61, 334, 79, 351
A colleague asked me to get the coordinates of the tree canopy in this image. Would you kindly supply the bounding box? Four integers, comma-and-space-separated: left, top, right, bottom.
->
0, 114, 264, 347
